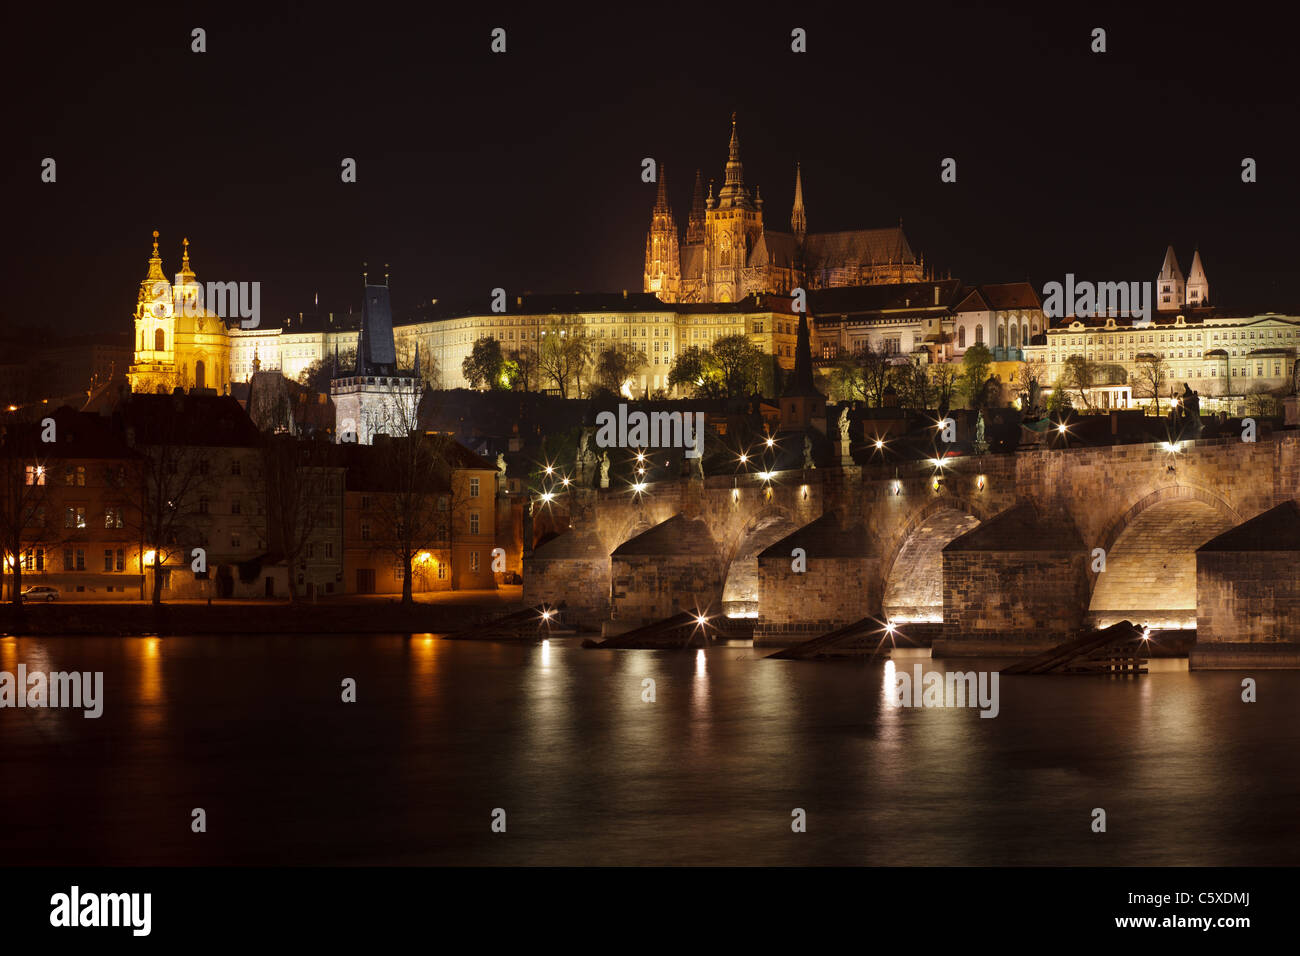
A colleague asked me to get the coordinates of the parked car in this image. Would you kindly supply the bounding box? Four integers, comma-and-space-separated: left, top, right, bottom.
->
21, 585, 59, 603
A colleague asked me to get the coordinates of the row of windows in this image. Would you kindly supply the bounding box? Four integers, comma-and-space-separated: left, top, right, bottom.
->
1053, 328, 1299, 347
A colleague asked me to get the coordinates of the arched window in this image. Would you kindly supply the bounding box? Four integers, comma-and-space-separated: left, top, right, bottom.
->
998, 325, 1006, 349
975, 324, 984, 345
154, 329, 165, 352
1011, 325, 1020, 349
720, 235, 731, 267
958, 326, 966, 348
195, 360, 206, 391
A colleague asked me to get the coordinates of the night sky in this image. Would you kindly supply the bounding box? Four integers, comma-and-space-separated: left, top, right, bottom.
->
6, 2, 1299, 336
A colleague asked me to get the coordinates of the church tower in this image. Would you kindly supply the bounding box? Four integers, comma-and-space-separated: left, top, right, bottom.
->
1185, 248, 1209, 307
1156, 245, 1186, 312
128, 230, 178, 393
643, 165, 681, 302
704, 113, 764, 302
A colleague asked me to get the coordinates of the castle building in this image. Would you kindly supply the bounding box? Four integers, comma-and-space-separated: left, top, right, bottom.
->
643, 114, 927, 303
1025, 249, 1299, 412
127, 232, 232, 394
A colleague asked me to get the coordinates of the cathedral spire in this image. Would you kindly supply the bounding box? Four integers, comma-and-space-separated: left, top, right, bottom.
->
654, 163, 669, 213
719, 112, 747, 205
791, 162, 807, 241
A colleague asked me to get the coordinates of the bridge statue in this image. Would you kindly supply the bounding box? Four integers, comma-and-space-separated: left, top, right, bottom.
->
975, 411, 985, 445
576, 426, 594, 482
599, 450, 610, 488
497, 452, 507, 479
837, 407, 851, 443
803, 434, 815, 470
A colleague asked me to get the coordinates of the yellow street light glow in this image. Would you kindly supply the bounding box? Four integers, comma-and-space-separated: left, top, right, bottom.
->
875, 439, 884, 450
765, 437, 775, 448
1057, 423, 1068, 434
738, 453, 749, 464
695, 614, 708, 626
540, 491, 555, 503
633, 482, 647, 494
561, 476, 571, 486
143, 550, 157, 564
545, 465, 554, 475
541, 608, 553, 621
417, 551, 433, 563
758, 470, 774, 481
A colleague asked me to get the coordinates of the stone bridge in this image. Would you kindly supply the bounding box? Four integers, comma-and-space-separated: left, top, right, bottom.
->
524, 433, 1300, 653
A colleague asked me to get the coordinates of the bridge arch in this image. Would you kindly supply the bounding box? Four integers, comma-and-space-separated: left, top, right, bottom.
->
721, 507, 801, 618
1088, 484, 1242, 628
881, 495, 991, 623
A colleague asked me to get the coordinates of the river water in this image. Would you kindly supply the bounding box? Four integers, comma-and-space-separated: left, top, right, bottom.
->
1, 634, 1297, 866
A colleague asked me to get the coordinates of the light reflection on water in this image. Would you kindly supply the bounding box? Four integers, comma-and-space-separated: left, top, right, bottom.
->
0, 634, 1297, 866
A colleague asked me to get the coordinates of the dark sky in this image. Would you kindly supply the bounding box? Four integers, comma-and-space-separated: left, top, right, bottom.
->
5, 2, 1299, 336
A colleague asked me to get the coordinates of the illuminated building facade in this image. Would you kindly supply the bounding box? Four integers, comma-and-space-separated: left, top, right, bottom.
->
644, 114, 928, 304
127, 232, 232, 394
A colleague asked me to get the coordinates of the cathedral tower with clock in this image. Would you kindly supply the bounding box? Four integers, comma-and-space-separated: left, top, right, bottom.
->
127, 231, 233, 394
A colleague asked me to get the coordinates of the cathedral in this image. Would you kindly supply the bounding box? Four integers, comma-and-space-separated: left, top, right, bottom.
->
643, 114, 927, 303
127, 231, 232, 394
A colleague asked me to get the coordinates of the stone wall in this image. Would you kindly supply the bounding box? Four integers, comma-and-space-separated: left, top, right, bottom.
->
611, 553, 725, 626
1197, 552, 1300, 643
941, 549, 1089, 651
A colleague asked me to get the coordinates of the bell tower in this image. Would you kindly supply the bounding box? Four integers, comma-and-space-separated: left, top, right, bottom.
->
128, 230, 178, 393
704, 113, 763, 303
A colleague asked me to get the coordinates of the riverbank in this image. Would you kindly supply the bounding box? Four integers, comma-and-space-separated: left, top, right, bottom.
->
0, 589, 530, 637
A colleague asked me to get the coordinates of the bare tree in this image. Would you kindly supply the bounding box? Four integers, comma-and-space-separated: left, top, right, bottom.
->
1064, 354, 1101, 411
832, 344, 892, 407
263, 435, 334, 603
129, 437, 210, 605
595, 343, 648, 394
538, 315, 592, 398
930, 362, 959, 416
371, 432, 460, 605
1131, 353, 1167, 415
0, 428, 53, 604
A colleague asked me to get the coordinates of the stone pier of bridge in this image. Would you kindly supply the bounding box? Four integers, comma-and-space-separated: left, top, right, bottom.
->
524, 433, 1300, 663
